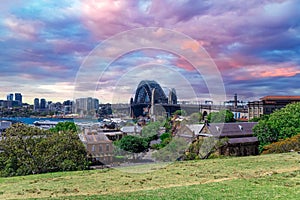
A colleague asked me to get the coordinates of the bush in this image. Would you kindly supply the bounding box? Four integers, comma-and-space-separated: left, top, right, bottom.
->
0, 123, 88, 177
253, 102, 300, 151
262, 134, 300, 154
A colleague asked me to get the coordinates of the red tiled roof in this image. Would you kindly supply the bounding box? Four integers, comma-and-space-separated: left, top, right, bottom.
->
260, 96, 300, 101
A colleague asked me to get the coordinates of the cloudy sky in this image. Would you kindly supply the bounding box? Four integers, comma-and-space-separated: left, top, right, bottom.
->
1, 0, 299, 104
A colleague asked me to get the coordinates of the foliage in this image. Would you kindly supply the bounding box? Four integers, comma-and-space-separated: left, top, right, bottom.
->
207, 110, 235, 123
160, 132, 172, 141
141, 121, 160, 138
151, 132, 172, 150
0, 123, 88, 177
116, 135, 148, 155
173, 110, 187, 116
152, 137, 188, 161
187, 112, 203, 124
183, 137, 227, 160
249, 114, 270, 122
49, 121, 78, 133
253, 102, 300, 151
262, 133, 300, 154
163, 117, 172, 133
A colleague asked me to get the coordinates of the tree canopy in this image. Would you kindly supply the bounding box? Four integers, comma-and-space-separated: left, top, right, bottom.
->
116, 135, 148, 155
207, 110, 235, 123
187, 112, 203, 124
49, 121, 78, 133
253, 102, 300, 151
0, 123, 88, 177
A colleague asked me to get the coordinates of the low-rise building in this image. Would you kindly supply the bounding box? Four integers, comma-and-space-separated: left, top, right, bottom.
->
198, 122, 259, 156
79, 130, 114, 165
174, 124, 205, 143
248, 96, 300, 120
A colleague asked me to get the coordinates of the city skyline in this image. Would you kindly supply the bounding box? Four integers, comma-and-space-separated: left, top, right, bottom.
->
0, 0, 299, 104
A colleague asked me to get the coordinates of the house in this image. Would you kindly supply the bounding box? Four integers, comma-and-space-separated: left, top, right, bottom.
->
78, 129, 114, 164
198, 122, 259, 156
174, 124, 205, 143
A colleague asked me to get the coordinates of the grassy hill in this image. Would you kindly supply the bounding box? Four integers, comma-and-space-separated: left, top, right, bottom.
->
0, 152, 299, 199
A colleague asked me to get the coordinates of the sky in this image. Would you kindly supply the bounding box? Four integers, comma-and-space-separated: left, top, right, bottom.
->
0, 0, 299, 104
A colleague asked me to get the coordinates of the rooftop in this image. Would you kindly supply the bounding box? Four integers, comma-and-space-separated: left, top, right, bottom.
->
260, 96, 300, 101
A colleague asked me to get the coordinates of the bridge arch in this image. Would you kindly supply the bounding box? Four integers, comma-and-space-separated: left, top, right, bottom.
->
134, 80, 168, 104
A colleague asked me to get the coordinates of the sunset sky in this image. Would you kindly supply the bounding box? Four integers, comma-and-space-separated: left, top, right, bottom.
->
0, 0, 299, 104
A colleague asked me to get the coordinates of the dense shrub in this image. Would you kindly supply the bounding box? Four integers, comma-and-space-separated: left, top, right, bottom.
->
253, 102, 300, 151
0, 123, 88, 177
262, 134, 300, 154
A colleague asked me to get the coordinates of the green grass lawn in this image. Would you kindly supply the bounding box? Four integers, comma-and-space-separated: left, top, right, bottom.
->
0, 152, 299, 199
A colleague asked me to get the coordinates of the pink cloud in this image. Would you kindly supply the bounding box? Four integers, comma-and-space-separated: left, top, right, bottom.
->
234, 63, 300, 80
175, 56, 195, 71
3, 15, 42, 41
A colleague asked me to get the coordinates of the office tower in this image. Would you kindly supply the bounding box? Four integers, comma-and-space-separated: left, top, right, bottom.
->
15, 93, 22, 106
34, 98, 40, 111
40, 98, 46, 110
7, 93, 13, 101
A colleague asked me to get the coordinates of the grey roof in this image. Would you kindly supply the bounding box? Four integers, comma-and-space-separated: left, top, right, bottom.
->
205, 122, 257, 138
79, 133, 111, 144
186, 124, 205, 134
228, 137, 259, 144
120, 126, 142, 134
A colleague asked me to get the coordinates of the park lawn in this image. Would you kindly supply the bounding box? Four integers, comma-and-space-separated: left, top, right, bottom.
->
0, 152, 299, 199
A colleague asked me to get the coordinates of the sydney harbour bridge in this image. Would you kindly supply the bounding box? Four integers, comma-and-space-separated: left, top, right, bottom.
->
129, 80, 228, 118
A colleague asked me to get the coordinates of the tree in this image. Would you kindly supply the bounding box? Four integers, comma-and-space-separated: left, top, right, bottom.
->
0, 123, 88, 177
207, 110, 235, 123
141, 122, 160, 137
253, 102, 300, 152
116, 135, 148, 159
173, 109, 187, 116
49, 121, 78, 133
152, 137, 188, 162
187, 112, 203, 124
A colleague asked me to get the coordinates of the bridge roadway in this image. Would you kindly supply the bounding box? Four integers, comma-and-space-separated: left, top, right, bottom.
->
129, 103, 233, 118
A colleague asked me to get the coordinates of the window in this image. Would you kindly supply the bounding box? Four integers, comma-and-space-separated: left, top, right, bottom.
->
91, 145, 95, 152
99, 145, 103, 152
106, 144, 110, 152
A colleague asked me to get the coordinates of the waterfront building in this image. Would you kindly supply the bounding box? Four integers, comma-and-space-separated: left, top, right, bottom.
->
248, 96, 300, 120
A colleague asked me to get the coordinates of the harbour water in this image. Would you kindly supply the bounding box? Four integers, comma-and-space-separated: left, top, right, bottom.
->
0, 117, 74, 125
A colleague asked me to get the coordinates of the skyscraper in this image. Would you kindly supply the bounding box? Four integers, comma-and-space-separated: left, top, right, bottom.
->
40, 98, 46, 110
15, 93, 22, 106
6, 93, 13, 101
34, 98, 39, 111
